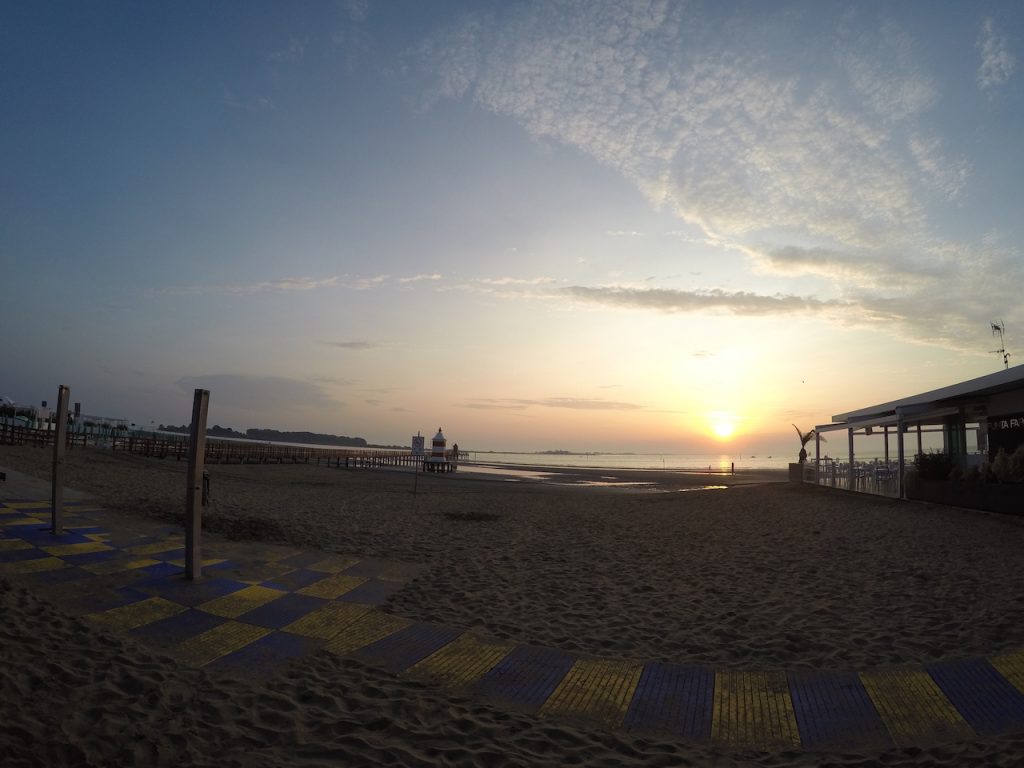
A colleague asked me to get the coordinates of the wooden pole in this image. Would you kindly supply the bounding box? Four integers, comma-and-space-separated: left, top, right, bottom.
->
185, 389, 209, 580
50, 384, 70, 535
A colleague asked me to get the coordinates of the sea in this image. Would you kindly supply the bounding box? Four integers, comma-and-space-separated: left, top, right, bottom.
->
461, 451, 791, 472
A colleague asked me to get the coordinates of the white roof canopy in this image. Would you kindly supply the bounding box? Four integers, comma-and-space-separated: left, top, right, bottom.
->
816, 364, 1024, 432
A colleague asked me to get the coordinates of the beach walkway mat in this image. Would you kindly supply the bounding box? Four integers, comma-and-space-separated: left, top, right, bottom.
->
623, 662, 714, 741
10, 482, 1024, 755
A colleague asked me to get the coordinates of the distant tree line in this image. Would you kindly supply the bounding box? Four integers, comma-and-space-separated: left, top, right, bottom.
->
158, 424, 368, 447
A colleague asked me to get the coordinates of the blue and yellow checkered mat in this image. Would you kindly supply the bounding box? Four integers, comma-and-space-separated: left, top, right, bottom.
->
5, 498, 1024, 752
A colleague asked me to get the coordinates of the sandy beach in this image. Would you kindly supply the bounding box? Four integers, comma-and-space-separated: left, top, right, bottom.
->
4, 443, 1024, 766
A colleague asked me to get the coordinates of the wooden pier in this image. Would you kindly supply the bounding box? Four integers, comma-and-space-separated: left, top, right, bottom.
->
1, 424, 463, 471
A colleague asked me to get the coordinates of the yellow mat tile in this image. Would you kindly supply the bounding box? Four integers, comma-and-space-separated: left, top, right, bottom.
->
991, 649, 1024, 694
284, 601, 373, 640
85, 596, 186, 630
176, 621, 272, 667
711, 670, 801, 751
198, 584, 287, 619
126, 540, 185, 555
42, 541, 113, 556
860, 667, 973, 746
0, 556, 67, 575
297, 573, 368, 599
323, 611, 412, 656
0, 539, 34, 552
540, 658, 643, 728
0, 516, 47, 527
307, 554, 362, 573
83, 557, 161, 575
407, 633, 513, 688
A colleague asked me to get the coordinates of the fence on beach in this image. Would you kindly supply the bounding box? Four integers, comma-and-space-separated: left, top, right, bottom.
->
0, 423, 92, 448
1, 423, 463, 470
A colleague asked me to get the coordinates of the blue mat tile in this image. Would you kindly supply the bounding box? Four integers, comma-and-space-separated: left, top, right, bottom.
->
788, 670, 891, 750
138, 561, 185, 578
262, 568, 330, 592
237, 593, 330, 629
473, 645, 576, 712
927, 658, 1024, 736
623, 662, 714, 741
61, 549, 122, 566
351, 623, 462, 674
207, 630, 325, 677
0, 547, 48, 563
130, 607, 228, 644
336, 578, 404, 605
132, 574, 249, 606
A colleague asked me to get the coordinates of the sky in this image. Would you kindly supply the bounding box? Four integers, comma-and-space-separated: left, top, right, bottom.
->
2, 0, 1022, 454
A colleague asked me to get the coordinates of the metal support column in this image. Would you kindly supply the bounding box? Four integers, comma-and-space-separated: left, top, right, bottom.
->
896, 408, 906, 500
848, 428, 855, 491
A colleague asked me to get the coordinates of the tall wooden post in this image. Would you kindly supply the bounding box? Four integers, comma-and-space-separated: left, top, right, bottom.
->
50, 385, 70, 535
185, 389, 209, 580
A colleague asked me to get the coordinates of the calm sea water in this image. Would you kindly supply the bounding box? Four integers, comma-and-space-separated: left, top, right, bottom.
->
462, 451, 792, 472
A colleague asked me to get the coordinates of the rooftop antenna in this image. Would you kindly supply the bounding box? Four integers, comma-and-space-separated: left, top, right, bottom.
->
990, 321, 1011, 370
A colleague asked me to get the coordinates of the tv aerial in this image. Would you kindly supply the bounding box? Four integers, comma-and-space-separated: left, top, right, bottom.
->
990, 321, 1011, 370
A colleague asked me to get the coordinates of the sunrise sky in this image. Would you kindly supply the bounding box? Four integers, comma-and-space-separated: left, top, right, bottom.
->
2, 1, 1022, 453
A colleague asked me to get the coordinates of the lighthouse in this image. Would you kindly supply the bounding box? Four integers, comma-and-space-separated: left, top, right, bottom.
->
425, 427, 453, 472
430, 427, 446, 461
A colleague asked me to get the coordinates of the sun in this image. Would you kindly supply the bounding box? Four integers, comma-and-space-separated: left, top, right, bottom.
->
712, 421, 735, 439
706, 411, 738, 441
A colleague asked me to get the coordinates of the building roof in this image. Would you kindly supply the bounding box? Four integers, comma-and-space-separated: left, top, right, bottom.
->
828, 364, 1024, 426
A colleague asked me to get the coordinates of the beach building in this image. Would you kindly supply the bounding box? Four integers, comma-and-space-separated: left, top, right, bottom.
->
808, 365, 1024, 512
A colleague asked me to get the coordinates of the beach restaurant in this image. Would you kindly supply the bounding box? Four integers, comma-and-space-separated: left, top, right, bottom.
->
806, 364, 1024, 508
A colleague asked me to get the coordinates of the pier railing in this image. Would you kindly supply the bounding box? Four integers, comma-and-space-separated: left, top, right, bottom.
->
1, 423, 462, 470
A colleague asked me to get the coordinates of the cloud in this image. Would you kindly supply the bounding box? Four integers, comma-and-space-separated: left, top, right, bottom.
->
476, 276, 556, 286
908, 135, 969, 201
562, 285, 844, 316
748, 244, 946, 288
162, 276, 338, 296
605, 230, 644, 237
175, 374, 340, 412
977, 18, 1016, 90
322, 340, 377, 350
415, 2, 941, 250
398, 273, 442, 284
350, 274, 389, 290
413, 2, 1020, 351
461, 396, 644, 411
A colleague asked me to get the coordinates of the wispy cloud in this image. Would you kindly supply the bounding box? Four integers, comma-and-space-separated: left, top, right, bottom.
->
605, 230, 643, 237
562, 286, 844, 316
398, 273, 442, 284
350, 274, 389, 290
322, 340, 377, 351
461, 396, 644, 412
908, 135, 969, 201
977, 18, 1016, 90
414, 2, 1017, 351
475, 276, 556, 286
161, 276, 338, 296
